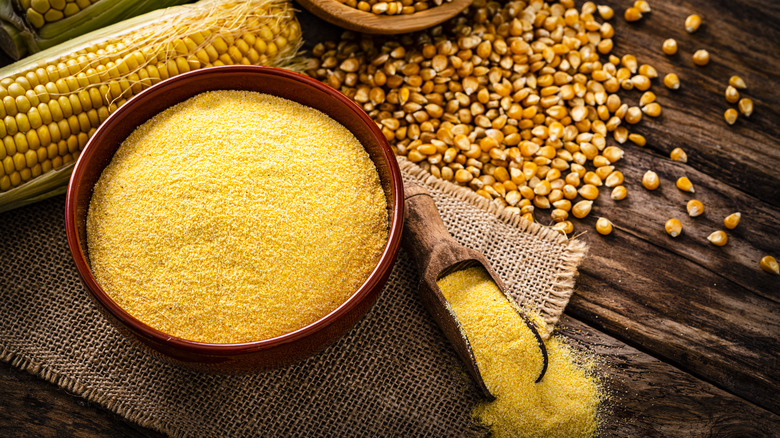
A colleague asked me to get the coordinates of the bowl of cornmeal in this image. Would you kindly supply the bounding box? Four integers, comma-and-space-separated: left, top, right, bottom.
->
65, 65, 404, 371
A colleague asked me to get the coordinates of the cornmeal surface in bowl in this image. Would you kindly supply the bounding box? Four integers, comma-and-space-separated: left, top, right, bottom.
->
87, 90, 388, 344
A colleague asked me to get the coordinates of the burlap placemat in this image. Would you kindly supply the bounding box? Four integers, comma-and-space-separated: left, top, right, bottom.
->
0, 158, 586, 437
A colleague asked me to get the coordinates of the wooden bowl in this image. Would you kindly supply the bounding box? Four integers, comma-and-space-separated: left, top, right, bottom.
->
65, 65, 404, 372
296, 0, 473, 34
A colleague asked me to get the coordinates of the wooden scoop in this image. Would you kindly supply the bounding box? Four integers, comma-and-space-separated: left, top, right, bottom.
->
401, 182, 548, 399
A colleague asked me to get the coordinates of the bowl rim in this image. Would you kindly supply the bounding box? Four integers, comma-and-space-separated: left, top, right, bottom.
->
296, 0, 473, 34
65, 65, 404, 356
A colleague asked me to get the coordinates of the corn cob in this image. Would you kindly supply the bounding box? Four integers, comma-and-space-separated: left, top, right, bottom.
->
1, 0, 193, 59
0, 0, 302, 213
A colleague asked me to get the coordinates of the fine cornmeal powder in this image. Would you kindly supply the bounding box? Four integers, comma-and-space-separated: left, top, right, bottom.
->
87, 90, 389, 344
437, 267, 601, 438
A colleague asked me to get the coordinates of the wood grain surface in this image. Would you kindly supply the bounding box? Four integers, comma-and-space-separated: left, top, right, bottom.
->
1, 0, 779, 436
562, 0, 780, 417
0, 362, 164, 438
558, 316, 779, 437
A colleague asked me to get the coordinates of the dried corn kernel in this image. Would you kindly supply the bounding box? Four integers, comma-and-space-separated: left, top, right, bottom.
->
624, 7, 642, 21
642, 102, 661, 117
725, 85, 740, 103
605, 171, 623, 188
760, 256, 779, 275
598, 5, 614, 20
723, 212, 741, 229
625, 106, 642, 124
670, 147, 688, 162
662, 39, 678, 55
707, 230, 727, 246
603, 146, 624, 163
593, 156, 611, 168
632, 74, 651, 91
597, 39, 614, 54
596, 217, 613, 235
639, 91, 656, 107
633, 1, 651, 13
610, 185, 627, 200
551, 208, 569, 222
455, 168, 474, 183
583, 171, 603, 187
628, 133, 646, 146
553, 220, 575, 235
664, 73, 680, 89
614, 127, 629, 144
676, 176, 694, 193
578, 184, 600, 200
738, 98, 753, 117
642, 170, 659, 190
729, 75, 747, 89
685, 14, 701, 33
553, 199, 571, 211
687, 199, 704, 217
665, 218, 682, 237
572, 200, 593, 219
692, 49, 710, 66
724, 108, 738, 125
638, 64, 657, 78
622, 55, 638, 73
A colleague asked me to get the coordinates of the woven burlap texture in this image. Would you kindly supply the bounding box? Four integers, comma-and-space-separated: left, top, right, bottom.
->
0, 158, 586, 437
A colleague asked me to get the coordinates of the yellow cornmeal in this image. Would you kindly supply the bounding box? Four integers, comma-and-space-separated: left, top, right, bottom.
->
87, 90, 388, 344
437, 267, 601, 438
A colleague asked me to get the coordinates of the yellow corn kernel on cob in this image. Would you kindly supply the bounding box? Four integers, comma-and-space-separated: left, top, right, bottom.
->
0, 0, 302, 212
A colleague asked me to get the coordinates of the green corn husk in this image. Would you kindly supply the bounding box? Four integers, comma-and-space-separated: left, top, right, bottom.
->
0, 161, 68, 213
0, 0, 194, 59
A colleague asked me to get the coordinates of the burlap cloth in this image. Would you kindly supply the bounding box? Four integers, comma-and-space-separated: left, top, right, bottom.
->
0, 157, 586, 437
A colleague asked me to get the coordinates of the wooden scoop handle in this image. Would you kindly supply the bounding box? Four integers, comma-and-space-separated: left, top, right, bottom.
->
401, 182, 548, 395
401, 182, 494, 398
402, 182, 503, 290
403, 182, 463, 271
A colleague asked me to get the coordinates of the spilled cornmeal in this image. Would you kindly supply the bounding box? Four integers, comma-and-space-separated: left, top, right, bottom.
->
87, 90, 388, 344
437, 267, 602, 437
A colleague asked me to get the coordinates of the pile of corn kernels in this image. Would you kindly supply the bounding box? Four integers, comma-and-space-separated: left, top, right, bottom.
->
308, 0, 655, 237
305, 0, 778, 274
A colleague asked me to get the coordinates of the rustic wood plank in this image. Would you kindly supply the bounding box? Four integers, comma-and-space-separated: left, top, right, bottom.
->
569, 146, 780, 302
564, 140, 780, 412
566, 226, 779, 414
0, 362, 162, 437
553, 0, 780, 416
557, 316, 780, 437
597, 0, 780, 206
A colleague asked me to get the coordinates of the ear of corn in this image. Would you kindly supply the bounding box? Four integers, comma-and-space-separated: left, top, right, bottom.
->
0, 0, 194, 59
0, 0, 302, 213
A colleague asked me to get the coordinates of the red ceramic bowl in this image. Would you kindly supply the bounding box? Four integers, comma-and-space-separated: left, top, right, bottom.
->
65, 65, 404, 371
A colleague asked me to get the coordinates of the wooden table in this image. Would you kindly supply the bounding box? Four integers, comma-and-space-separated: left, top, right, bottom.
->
1, 0, 778, 435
